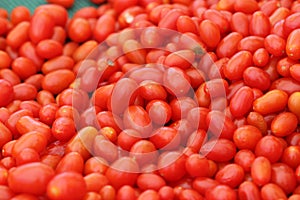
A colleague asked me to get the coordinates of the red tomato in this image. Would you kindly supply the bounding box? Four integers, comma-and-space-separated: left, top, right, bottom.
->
224, 51, 253, 80
238, 36, 265, 53
201, 139, 236, 162
8, 162, 55, 195
137, 173, 166, 191
233, 125, 262, 150
164, 50, 195, 70
47, 172, 87, 200
261, 183, 287, 200
158, 151, 187, 182
67, 18, 92, 43
205, 185, 237, 200
29, 11, 55, 44
123, 105, 152, 137
249, 11, 271, 37
35, 4, 68, 27
56, 152, 84, 174
206, 110, 236, 139
46, 0, 74, 8
230, 12, 249, 36
216, 32, 243, 58
229, 86, 254, 118
94, 14, 116, 43
105, 157, 139, 189
116, 185, 137, 200
0, 79, 14, 107
215, 163, 244, 188
150, 127, 181, 151
234, 149, 255, 172
271, 112, 298, 137
146, 100, 172, 125
36, 39, 63, 59
264, 34, 286, 57
93, 135, 118, 163
238, 181, 261, 200
290, 63, 300, 82
0, 122, 12, 149
52, 117, 76, 142
6, 21, 30, 49
251, 156, 271, 186
255, 135, 284, 163
271, 163, 297, 194
185, 154, 209, 178
198, 19, 221, 49
163, 67, 191, 97
42, 69, 75, 95
286, 29, 300, 60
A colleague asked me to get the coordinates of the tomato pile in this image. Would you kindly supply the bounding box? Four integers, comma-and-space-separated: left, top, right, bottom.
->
1, 0, 300, 199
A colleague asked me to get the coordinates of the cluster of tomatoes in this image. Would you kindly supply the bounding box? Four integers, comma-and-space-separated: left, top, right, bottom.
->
1, 0, 300, 199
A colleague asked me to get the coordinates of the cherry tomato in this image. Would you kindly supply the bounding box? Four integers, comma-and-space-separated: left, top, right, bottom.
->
205, 184, 237, 200
255, 135, 284, 163
233, 125, 262, 150
286, 29, 300, 60
29, 11, 55, 44
47, 172, 87, 200
105, 157, 139, 189
8, 162, 55, 195
0, 79, 14, 107
198, 19, 221, 49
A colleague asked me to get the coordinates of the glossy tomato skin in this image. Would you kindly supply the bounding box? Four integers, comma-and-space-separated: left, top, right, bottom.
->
105, 157, 139, 189
233, 125, 262, 150
229, 86, 254, 118
251, 156, 271, 186
271, 163, 297, 194
286, 29, 300, 60
29, 11, 55, 44
224, 50, 253, 81
261, 183, 287, 200
47, 172, 87, 200
158, 151, 187, 182
8, 162, 55, 195
238, 181, 261, 200
201, 139, 236, 162
253, 89, 288, 115
255, 135, 284, 163
215, 163, 245, 188
0, 79, 14, 107
199, 19, 221, 49
205, 185, 237, 200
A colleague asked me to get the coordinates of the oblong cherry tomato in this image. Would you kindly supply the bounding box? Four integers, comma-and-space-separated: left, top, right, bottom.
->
8, 162, 55, 195
249, 11, 271, 37
198, 19, 221, 49
224, 50, 253, 80
264, 34, 286, 57
29, 11, 55, 44
215, 163, 244, 188
253, 89, 288, 115
229, 86, 254, 118
47, 172, 87, 200
233, 125, 262, 150
36, 39, 63, 59
68, 18, 92, 43
216, 32, 243, 58
0, 79, 14, 107
271, 112, 298, 137
201, 139, 236, 162
42, 69, 75, 95
255, 135, 284, 163
251, 156, 271, 186
286, 29, 300, 60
